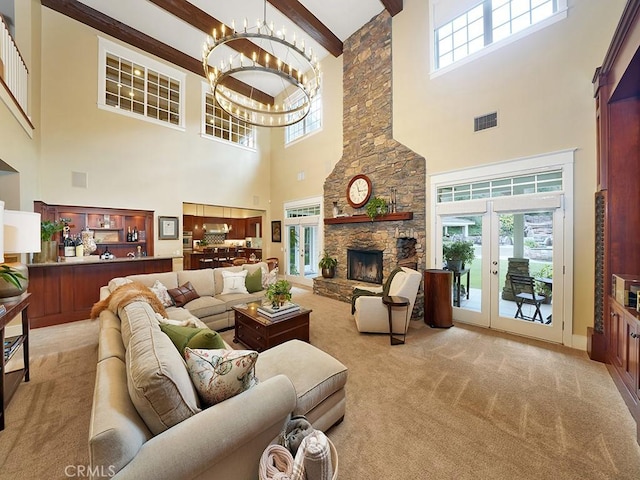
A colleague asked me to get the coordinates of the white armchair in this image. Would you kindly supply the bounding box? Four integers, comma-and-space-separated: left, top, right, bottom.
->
353, 267, 422, 334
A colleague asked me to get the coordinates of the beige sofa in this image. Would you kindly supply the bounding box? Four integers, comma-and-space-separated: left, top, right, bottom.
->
99, 262, 271, 332
90, 295, 348, 479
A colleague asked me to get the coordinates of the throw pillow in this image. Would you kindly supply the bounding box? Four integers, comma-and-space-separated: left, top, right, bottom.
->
160, 323, 225, 355
221, 270, 249, 295
150, 280, 174, 307
262, 266, 278, 289
168, 281, 200, 307
245, 267, 263, 293
184, 348, 259, 406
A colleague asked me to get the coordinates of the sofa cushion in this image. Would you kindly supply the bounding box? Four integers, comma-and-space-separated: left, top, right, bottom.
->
168, 282, 200, 307
221, 270, 249, 295
184, 295, 227, 318
184, 348, 259, 406
126, 271, 179, 290
213, 266, 243, 295
177, 269, 215, 297
150, 280, 174, 307
160, 324, 225, 355
120, 301, 162, 350
126, 324, 201, 435
245, 267, 263, 293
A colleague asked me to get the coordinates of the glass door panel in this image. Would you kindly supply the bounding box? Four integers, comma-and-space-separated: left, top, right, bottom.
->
285, 222, 319, 287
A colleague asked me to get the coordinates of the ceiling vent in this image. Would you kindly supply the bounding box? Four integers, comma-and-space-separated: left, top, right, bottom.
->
474, 112, 498, 132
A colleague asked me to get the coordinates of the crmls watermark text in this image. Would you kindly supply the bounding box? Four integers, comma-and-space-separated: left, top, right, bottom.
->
65, 465, 116, 478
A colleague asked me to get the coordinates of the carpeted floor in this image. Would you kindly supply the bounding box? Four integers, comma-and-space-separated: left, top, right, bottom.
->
1, 286, 640, 479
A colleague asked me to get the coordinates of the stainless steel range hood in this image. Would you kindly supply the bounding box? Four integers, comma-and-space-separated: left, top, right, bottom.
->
203, 223, 229, 234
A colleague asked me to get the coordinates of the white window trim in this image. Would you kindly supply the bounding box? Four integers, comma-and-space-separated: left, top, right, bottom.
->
284, 89, 322, 145
200, 82, 257, 151
284, 124, 323, 148
97, 37, 186, 131
429, 2, 568, 79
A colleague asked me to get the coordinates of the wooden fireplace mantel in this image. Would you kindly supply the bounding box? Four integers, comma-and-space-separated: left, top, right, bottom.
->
324, 212, 413, 225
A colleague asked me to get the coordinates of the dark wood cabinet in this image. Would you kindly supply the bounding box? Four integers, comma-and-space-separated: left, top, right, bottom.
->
34, 201, 155, 258
591, 0, 640, 444
423, 269, 453, 328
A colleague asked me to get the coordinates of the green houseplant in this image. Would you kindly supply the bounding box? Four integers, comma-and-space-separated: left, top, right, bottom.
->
34, 219, 66, 263
365, 196, 388, 221
442, 240, 475, 272
0, 264, 27, 290
319, 250, 338, 278
265, 279, 292, 307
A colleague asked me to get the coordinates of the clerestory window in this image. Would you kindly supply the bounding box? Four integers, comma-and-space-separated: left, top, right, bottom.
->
98, 37, 185, 129
285, 89, 322, 145
202, 85, 256, 150
433, 0, 567, 72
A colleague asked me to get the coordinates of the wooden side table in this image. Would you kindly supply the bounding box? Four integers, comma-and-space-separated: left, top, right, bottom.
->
424, 269, 453, 328
382, 295, 410, 345
0, 292, 31, 430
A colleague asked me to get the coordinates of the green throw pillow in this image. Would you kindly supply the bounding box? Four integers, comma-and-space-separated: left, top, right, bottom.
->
245, 267, 263, 293
160, 324, 225, 356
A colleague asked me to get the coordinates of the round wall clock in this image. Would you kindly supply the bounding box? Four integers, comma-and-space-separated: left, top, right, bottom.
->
347, 174, 372, 208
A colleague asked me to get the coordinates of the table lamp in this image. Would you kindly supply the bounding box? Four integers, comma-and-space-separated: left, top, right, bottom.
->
0, 210, 41, 301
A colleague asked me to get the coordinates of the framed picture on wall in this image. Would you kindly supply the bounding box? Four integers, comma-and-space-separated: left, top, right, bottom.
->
158, 216, 179, 240
271, 220, 282, 243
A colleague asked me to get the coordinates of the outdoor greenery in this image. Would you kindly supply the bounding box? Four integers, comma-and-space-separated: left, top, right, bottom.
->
365, 196, 388, 220
532, 264, 553, 297
265, 279, 292, 305
0, 264, 26, 289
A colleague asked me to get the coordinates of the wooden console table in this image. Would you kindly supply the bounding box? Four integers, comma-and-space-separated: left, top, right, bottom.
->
0, 292, 31, 430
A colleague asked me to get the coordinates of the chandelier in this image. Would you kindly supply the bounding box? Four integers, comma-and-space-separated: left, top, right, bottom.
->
202, 1, 321, 128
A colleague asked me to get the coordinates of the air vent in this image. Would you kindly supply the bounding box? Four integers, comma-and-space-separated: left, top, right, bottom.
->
474, 112, 498, 132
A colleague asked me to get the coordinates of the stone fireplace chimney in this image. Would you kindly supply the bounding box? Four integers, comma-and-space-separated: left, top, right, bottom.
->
313, 10, 426, 319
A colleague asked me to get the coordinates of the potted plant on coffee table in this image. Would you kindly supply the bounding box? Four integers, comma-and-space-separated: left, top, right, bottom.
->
442, 240, 475, 272
319, 250, 338, 278
265, 279, 292, 308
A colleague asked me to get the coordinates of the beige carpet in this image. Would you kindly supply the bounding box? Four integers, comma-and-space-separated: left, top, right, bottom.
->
1, 287, 640, 479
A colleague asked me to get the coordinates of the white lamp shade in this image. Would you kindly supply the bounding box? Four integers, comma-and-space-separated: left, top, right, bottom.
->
4, 210, 41, 254
0, 200, 4, 262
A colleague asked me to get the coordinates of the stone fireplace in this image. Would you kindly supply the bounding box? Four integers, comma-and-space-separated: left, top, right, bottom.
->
313, 10, 426, 319
347, 249, 383, 284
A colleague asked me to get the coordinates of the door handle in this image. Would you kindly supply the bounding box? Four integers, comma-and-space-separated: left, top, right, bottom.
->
492, 270, 498, 275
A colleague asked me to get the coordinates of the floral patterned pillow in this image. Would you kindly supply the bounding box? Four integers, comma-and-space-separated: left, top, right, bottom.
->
150, 279, 174, 307
184, 348, 259, 406
262, 266, 279, 289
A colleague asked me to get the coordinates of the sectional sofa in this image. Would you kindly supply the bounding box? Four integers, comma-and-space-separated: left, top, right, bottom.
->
89, 265, 348, 479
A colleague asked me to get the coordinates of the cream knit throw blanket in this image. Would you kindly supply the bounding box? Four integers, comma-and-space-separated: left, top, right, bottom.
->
259, 431, 334, 480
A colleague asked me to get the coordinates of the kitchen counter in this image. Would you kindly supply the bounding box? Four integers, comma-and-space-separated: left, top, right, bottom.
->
26, 256, 176, 328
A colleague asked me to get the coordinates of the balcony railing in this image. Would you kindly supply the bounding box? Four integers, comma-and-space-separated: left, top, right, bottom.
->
0, 15, 29, 121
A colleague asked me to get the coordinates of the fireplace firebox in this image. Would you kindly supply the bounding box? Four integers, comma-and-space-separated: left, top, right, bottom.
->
347, 249, 383, 284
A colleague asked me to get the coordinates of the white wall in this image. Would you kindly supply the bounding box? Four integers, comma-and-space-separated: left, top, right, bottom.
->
37, 8, 272, 256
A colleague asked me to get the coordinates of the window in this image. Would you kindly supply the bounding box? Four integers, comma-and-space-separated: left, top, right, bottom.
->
98, 38, 185, 129
202, 87, 256, 149
437, 170, 562, 203
434, 0, 566, 71
285, 90, 322, 144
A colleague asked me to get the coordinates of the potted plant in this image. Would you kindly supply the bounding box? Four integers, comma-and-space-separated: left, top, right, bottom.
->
34, 219, 66, 263
0, 264, 28, 299
365, 196, 388, 221
442, 240, 475, 272
265, 279, 292, 308
319, 250, 338, 278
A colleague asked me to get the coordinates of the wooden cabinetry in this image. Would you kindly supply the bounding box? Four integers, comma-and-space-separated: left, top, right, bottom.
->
591, 1, 640, 444
608, 298, 640, 417
34, 201, 154, 258
423, 269, 453, 328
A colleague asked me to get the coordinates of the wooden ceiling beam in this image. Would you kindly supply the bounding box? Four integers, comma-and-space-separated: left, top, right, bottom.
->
380, 0, 403, 17
267, 0, 343, 57
40, 0, 274, 105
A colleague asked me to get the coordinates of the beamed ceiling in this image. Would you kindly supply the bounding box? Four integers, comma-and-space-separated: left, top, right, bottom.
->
40, 0, 403, 105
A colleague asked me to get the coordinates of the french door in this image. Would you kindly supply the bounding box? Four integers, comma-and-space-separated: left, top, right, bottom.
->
283, 198, 322, 287
431, 150, 574, 345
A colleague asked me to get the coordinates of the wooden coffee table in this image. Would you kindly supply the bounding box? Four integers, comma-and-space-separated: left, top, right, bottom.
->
232, 301, 311, 352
